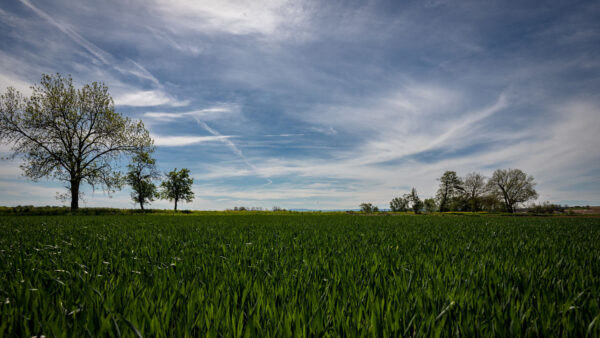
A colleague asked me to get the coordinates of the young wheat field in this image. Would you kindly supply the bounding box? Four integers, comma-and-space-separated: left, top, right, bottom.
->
1, 214, 599, 336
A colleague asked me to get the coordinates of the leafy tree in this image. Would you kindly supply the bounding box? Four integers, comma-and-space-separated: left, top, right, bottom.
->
0, 74, 152, 209
160, 168, 194, 211
423, 198, 437, 212
463, 172, 487, 211
407, 187, 423, 213
436, 171, 464, 212
126, 150, 160, 210
486, 168, 538, 213
389, 196, 409, 212
359, 203, 376, 213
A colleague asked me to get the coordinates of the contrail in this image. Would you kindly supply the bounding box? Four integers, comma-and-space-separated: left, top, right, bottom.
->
195, 118, 272, 185
18, 0, 160, 85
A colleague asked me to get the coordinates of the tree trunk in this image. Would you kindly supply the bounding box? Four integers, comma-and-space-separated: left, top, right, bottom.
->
70, 179, 80, 210
503, 195, 513, 213
174, 198, 178, 211
140, 198, 145, 211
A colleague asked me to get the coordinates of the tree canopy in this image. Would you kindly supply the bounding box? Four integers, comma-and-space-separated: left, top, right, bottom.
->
389, 196, 409, 212
436, 171, 464, 212
126, 150, 160, 210
160, 168, 194, 211
487, 168, 538, 213
463, 172, 487, 211
0, 74, 152, 209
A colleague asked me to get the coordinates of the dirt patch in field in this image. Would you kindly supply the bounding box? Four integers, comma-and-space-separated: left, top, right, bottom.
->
569, 206, 600, 215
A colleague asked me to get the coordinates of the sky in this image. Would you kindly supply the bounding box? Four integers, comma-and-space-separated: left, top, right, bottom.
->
0, 0, 599, 210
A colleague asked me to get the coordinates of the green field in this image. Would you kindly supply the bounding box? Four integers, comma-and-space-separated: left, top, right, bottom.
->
1, 214, 599, 336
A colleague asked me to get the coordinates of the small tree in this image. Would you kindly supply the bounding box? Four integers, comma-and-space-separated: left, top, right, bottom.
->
390, 196, 409, 212
486, 168, 537, 213
126, 150, 160, 210
360, 203, 375, 213
436, 171, 464, 212
407, 187, 423, 213
423, 198, 437, 212
0, 74, 152, 209
160, 168, 194, 211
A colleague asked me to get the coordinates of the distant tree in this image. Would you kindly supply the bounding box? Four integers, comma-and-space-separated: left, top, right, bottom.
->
160, 168, 194, 211
486, 168, 538, 213
423, 198, 437, 212
390, 196, 409, 212
0, 74, 152, 210
126, 150, 160, 210
527, 201, 565, 214
463, 172, 487, 211
481, 194, 503, 212
360, 203, 375, 213
436, 171, 464, 212
407, 187, 423, 213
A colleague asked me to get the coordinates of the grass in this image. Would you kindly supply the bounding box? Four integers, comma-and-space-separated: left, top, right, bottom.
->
1, 214, 599, 336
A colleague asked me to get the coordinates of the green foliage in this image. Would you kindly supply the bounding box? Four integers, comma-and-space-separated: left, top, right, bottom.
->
359, 203, 377, 213
423, 198, 437, 212
390, 197, 409, 212
0, 214, 599, 336
160, 168, 194, 211
391, 188, 422, 213
408, 187, 423, 213
0, 74, 152, 209
126, 151, 160, 210
436, 171, 464, 212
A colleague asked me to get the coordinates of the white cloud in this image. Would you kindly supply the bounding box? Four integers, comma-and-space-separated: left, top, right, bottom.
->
152, 135, 233, 146
150, 0, 312, 38
143, 104, 240, 121
114, 90, 189, 107
0, 72, 33, 95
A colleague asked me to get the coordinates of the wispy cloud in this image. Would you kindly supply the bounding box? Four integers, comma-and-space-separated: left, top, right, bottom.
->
143, 104, 240, 121
150, 0, 313, 38
152, 134, 233, 147
16, 0, 184, 107
114, 90, 189, 107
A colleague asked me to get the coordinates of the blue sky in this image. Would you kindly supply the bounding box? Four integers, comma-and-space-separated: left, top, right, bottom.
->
0, 0, 599, 209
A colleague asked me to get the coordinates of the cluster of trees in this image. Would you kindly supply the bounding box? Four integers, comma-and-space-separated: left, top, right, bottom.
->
126, 151, 194, 211
389, 188, 424, 213
432, 170, 537, 213
0, 74, 194, 211
361, 169, 538, 214
527, 201, 569, 214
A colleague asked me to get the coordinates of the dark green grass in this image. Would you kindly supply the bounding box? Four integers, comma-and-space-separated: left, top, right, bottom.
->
1, 215, 599, 336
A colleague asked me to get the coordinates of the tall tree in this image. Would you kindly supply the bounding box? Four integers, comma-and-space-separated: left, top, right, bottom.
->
0, 74, 152, 209
463, 172, 487, 211
487, 168, 538, 213
126, 150, 160, 210
160, 168, 194, 211
436, 171, 463, 212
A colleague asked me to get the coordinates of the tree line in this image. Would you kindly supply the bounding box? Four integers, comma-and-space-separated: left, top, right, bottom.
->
0, 74, 194, 211
361, 169, 538, 213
